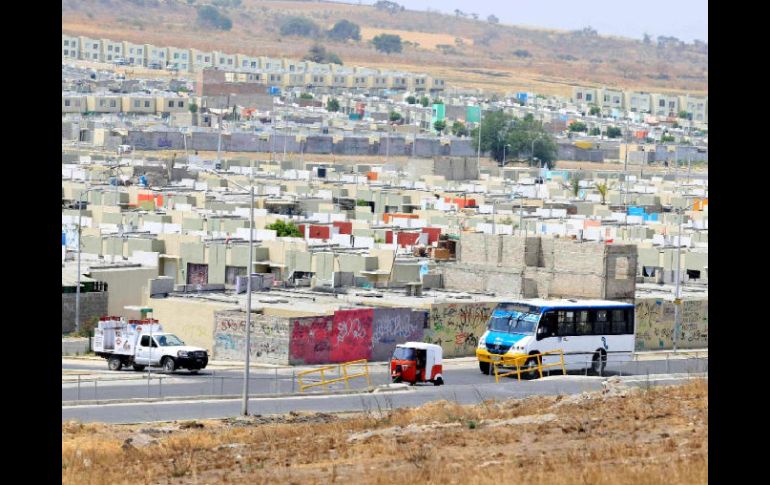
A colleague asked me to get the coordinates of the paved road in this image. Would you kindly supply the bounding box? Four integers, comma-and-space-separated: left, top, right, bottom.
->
62, 358, 707, 403
61, 373, 702, 424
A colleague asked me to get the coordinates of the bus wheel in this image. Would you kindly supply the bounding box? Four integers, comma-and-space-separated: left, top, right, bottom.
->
524, 357, 540, 380
591, 351, 607, 376
479, 361, 490, 375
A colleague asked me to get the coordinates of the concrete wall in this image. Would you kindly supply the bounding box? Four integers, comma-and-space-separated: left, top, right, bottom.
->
62, 337, 90, 356
634, 297, 708, 350
148, 297, 236, 351
212, 311, 290, 364
425, 302, 497, 358
88, 267, 159, 316
62, 292, 108, 334
288, 308, 374, 364
370, 308, 424, 361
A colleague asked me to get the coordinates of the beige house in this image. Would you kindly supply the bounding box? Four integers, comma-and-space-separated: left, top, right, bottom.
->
145, 44, 168, 68
237, 54, 260, 71
410, 75, 429, 92
625, 91, 652, 113
122, 41, 146, 66
62, 35, 80, 60
79, 36, 101, 61
427, 76, 445, 93
599, 88, 624, 110
62, 94, 87, 114
87, 94, 122, 113
168, 47, 191, 71
214, 51, 236, 69
651, 93, 679, 118
388, 74, 409, 90
101, 38, 124, 62
191, 49, 215, 70
679, 95, 708, 123
306, 72, 331, 88
156, 95, 189, 113
572, 87, 598, 105
122, 95, 156, 114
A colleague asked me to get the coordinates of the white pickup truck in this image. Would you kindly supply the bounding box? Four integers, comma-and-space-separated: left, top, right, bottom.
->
93, 317, 209, 373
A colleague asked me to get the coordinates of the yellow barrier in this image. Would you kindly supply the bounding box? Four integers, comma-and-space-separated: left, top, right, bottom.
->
296, 359, 372, 392
493, 350, 567, 382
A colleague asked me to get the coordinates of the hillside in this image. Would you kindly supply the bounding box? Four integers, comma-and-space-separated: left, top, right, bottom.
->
62, 0, 708, 96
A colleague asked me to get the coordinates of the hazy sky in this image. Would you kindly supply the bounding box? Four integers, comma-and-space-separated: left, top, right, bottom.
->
375, 0, 707, 42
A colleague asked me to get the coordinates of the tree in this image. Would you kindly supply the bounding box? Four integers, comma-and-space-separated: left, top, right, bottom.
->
596, 182, 609, 205
303, 45, 343, 65
642, 32, 652, 44
326, 98, 340, 112
589, 127, 600, 136
678, 110, 691, 119
473, 110, 558, 167
406, 95, 417, 104
433, 120, 446, 134
280, 16, 320, 38
606, 127, 622, 138
471, 13, 479, 20
513, 49, 531, 58
197, 5, 232, 30
451, 120, 467, 137
374, 0, 401, 14
328, 19, 361, 41
487, 14, 499, 24
589, 105, 601, 116
372, 34, 403, 54
389, 111, 402, 122
188, 103, 198, 114
570, 177, 581, 198
661, 134, 675, 143
419, 96, 430, 107
266, 220, 302, 238
569, 121, 587, 132
299, 93, 314, 99
432, 98, 443, 105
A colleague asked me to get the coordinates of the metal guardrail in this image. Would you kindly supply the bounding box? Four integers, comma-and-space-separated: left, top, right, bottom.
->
296, 359, 372, 392
492, 350, 567, 382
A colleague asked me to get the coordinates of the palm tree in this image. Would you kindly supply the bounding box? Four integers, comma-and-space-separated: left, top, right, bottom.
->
596, 182, 609, 205
570, 177, 581, 198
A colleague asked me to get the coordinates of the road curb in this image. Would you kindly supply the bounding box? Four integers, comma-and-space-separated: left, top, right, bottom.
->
62, 383, 411, 407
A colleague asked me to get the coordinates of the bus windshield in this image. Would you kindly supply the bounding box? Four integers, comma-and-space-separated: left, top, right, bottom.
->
488, 311, 540, 334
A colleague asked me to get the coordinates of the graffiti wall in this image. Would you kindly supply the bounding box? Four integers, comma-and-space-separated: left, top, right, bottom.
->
425, 302, 497, 358
330, 309, 373, 363
288, 316, 334, 365
212, 311, 290, 364
634, 298, 708, 350
370, 308, 424, 361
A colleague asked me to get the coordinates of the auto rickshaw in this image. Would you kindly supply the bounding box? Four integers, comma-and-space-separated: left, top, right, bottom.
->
390, 342, 443, 386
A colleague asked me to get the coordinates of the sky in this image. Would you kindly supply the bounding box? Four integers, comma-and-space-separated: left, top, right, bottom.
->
366, 0, 708, 43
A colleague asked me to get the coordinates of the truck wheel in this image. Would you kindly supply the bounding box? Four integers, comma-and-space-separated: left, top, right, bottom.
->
132, 364, 146, 372
479, 361, 491, 375
108, 356, 123, 371
162, 357, 176, 373
433, 377, 444, 386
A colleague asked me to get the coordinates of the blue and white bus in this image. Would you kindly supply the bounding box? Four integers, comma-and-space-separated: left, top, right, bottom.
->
476, 299, 635, 377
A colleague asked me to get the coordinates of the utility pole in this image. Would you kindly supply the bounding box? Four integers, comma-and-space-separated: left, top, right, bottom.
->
476, 101, 482, 169
673, 204, 684, 352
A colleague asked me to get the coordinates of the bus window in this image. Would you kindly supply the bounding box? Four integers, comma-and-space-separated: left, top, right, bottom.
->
558, 311, 575, 336
626, 309, 635, 334
537, 311, 557, 340
611, 309, 627, 334
576, 310, 592, 335
593, 310, 609, 334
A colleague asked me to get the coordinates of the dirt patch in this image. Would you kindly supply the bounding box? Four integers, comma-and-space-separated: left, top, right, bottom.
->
63, 380, 707, 485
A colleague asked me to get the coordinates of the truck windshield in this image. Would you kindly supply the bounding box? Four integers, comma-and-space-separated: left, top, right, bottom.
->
488, 312, 540, 334
154, 335, 185, 347
393, 347, 415, 360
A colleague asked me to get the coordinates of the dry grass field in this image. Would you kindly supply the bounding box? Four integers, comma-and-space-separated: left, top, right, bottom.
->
62, 379, 707, 485
61, 0, 707, 97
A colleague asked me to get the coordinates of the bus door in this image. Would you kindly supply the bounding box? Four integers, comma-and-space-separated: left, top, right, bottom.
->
534, 310, 563, 368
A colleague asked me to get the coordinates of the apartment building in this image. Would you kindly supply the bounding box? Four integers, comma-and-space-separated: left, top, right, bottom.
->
625, 91, 652, 113
101, 38, 124, 62
599, 88, 624, 110
123, 41, 145, 67
168, 47, 191, 71
410, 75, 429, 92
389, 74, 409, 90
62, 35, 80, 60
62, 93, 87, 114
79, 36, 102, 61
156, 95, 189, 113
214, 51, 236, 69
651, 93, 680, 118
427, 77, 445, 93
145, 44, 168, 68
237, 54, 260, 71
680, 95, 708, 123
572, 87, 598, 105
191, 49, 215, 70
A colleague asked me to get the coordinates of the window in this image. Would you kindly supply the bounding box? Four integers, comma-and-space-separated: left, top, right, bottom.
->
604, 94, 609, 102
178, 101, 184, 108
174, 53, 179, 59
129, 48, 134, 54
197, 54, 202, 61
108, 45, 113, 51
109, 100, 116, 108
64, 49, 69, 56
64, 40, 70, 46
204, 56, 210, 62
576, 310, 592, 335
659, 99, 665, 107
64, 100, 71, 107
610, 310, 627, 334
182, 53, 187, 59
99, 100, 106, 107
144, 101, 150, 108
115, 47, 120, 53
160, 52, 165, 57
251, 61, 257, 68
93, 43, 98, 49
73, 41, 77, 46
538, 312, 558, 339
669, 101, 675, 108
557, 311, 576, 336
593, 310, 609, 334
586, 94, 593, 101
140, 335, 158, 348
134, 100, 141, 108
577, 92, 583, 100
168, 101, 174, 108
227, 58, 233, 64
